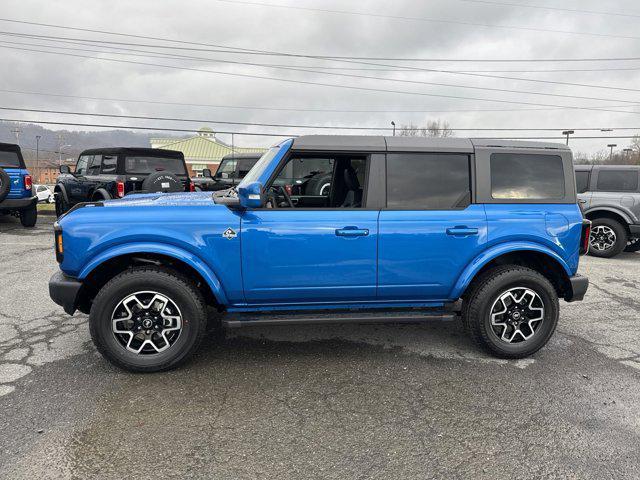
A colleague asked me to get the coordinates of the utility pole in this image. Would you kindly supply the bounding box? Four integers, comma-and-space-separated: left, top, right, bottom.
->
562, 130, 574, 145
608, 144, 617, 163
36, 135, 41, 183
11, 127, 22, 145
391, 121, 396, 137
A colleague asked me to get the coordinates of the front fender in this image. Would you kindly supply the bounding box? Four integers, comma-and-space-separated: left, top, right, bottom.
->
78, 242, 228, 305
450, 241, 573, 300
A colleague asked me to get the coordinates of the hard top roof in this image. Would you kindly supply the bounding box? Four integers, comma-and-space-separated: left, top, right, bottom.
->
79, 147, 184, 159
221, 152, 263, 161
291, 135, 568, 153
0, 142, 22, 153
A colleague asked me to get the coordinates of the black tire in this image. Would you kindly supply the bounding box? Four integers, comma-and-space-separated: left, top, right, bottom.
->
55, 190, 70, 217
92, 189, 112, 201
0, 168, 9, 202
89, 267, 208, 373
624, 238, 640, 253
141, 172, 183, 193
19, 204, 37, 227
588, 218, 627, 258
304, 173, 332, 196
462, 265, 559, 359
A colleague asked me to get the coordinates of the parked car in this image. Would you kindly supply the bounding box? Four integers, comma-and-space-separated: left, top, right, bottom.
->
0, 142, 37, 227
575, 165, 640, 257
35, 184, 55, 203
192, 153, 261, 191
49, 136, 590, 372
54, 147, 194, 216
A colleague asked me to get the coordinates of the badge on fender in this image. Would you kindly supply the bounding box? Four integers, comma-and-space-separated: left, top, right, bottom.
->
223, 228, 237, 240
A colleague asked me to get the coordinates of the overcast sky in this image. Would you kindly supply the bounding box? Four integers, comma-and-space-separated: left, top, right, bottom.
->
1, 0, 640, 155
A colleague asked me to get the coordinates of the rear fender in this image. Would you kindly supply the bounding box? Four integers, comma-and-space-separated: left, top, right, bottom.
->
77, 242, 228, 305
451, 241, 573, 299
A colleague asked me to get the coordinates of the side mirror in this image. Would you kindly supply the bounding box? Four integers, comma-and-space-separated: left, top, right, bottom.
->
59, 165, 70, 174
238, 181, 265, 209
202, 168, 212, 178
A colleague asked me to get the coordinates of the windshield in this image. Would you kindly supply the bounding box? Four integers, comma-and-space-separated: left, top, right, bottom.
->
0, 151, 21, 168
125, 156, 187, 175
215, 158, 237, 177
238, 147, 280, 187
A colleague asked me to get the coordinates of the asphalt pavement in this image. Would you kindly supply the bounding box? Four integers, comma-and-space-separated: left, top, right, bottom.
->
0, 214, 638, 479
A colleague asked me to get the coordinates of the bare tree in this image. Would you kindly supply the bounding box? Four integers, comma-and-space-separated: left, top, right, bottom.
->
399, 120, 453, 138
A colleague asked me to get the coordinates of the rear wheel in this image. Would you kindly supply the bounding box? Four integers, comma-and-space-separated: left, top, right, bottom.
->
89, 267, 208, 372
462, 265, 559, 359
19, 204, 37, 227
588, 218, 627, 258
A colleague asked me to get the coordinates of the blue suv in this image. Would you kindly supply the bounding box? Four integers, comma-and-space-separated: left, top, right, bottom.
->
0, 142, 38, 227
49, 136, 590, 372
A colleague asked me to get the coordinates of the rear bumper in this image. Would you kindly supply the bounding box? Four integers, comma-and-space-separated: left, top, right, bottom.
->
0, 195, 37, 210
49, 271, 82, 315
565, 274, 589, 302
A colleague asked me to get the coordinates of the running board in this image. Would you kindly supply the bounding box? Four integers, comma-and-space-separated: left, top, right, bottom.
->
223, 309, 457, 328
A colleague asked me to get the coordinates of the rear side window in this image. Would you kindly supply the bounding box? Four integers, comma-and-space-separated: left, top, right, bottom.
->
596, 170, 638, 192
575, 171, 590, 193
125, 156, 186, 175
491, 153, 564, 199
387, 153, 470, 209
101, 155, 117, 174
0, 151, 21, 168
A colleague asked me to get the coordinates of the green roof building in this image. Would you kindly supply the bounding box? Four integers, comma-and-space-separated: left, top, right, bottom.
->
151, 127, 265, 176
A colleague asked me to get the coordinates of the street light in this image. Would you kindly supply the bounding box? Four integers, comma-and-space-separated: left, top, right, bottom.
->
35, 135, 41, 183
562, 130, 575, 145
391, 121, 396, 137
607, 144, 617, 162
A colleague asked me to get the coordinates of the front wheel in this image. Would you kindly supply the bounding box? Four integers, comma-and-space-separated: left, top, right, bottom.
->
54, 192, 70, 217
19, 204, 37, 227
462, 265, 559, 359
89, 267, 208, 372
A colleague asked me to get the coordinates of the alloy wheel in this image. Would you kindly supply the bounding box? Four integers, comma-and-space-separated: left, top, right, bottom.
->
590, 225, 617, 252
489, 287, 545, 344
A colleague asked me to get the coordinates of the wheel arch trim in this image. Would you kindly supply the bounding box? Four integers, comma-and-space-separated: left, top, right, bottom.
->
584, 207, 633, 226
77, 242, 228, 305
451, 242, 573, 299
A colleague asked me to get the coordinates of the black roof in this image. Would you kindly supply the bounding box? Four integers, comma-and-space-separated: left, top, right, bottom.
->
78, 147, 184, 159
291, 135, 568, 153
221, 152, 263, 161
0, 142, 22, 153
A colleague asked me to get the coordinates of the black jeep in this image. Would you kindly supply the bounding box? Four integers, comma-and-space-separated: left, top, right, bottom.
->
192, 153, 261, 192
55, 147, 193, 216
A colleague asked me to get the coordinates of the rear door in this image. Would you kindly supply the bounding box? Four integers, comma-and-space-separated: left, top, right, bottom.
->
591, 168, 640, 222
378, 152, 487, 301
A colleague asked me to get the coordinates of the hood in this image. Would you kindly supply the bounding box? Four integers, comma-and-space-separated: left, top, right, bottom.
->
102, 191, 216, 208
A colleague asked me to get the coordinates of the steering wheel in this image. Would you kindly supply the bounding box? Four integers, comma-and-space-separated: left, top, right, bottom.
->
267, 185, 294, 208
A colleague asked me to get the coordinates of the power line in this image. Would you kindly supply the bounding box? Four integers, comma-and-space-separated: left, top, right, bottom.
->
457, 0, 640, 19
2, 87, 637, 114
4, 44, 640, 118
3, 105, 640, 132
1, 117, 638, 141
2, 17, 640, 62
5, 33, 640, 97
211, 0, 640, 41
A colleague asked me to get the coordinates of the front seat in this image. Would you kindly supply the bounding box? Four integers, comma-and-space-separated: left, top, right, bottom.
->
340, 165, 362, 208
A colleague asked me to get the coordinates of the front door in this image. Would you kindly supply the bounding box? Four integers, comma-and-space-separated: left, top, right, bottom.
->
241, 153, 378, 305
378, 152, 487, 300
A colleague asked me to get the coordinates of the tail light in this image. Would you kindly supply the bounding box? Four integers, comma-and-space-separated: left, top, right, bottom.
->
116, 181, 125, 198
24, 174, 32, 190
580, 220, 591, 255
189, 181, 195, 192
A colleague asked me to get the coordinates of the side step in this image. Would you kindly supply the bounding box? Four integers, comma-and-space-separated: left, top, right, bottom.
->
223, 309, 457, 328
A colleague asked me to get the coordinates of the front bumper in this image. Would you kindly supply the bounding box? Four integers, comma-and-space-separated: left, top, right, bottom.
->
49, 271, 82, 315
565, 274, 589, 302
0, 195, 37, 210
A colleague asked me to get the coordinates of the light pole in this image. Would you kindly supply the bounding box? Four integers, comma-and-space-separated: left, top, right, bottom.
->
623, 148, 633, 161
607, 144, 617, 162
391, 121, 396, 137
562, 130, 575, 145
35, 135, 41, 183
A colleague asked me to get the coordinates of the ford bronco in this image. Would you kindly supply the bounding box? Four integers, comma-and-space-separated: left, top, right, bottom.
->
49, 136, 590, 372
54, 147, 193, 217
575, 164, 640, 257
0, 142, 37, 227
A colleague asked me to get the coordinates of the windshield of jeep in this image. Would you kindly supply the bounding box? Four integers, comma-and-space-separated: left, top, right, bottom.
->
125, 156, 187, 175
0, 150, 22, 168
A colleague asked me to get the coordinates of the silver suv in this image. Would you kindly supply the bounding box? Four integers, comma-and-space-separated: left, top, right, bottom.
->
575, 165, 640, 258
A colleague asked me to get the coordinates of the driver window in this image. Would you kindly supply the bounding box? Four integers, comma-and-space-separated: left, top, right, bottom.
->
267, 155, 367, 209
75, 155, 90, 175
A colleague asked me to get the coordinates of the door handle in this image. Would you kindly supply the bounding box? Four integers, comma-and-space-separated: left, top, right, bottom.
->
446, 226, 479, 236
336, 226, 369, 237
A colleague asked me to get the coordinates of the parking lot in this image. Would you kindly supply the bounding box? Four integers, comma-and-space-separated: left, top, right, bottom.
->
0, 214, 639, 479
